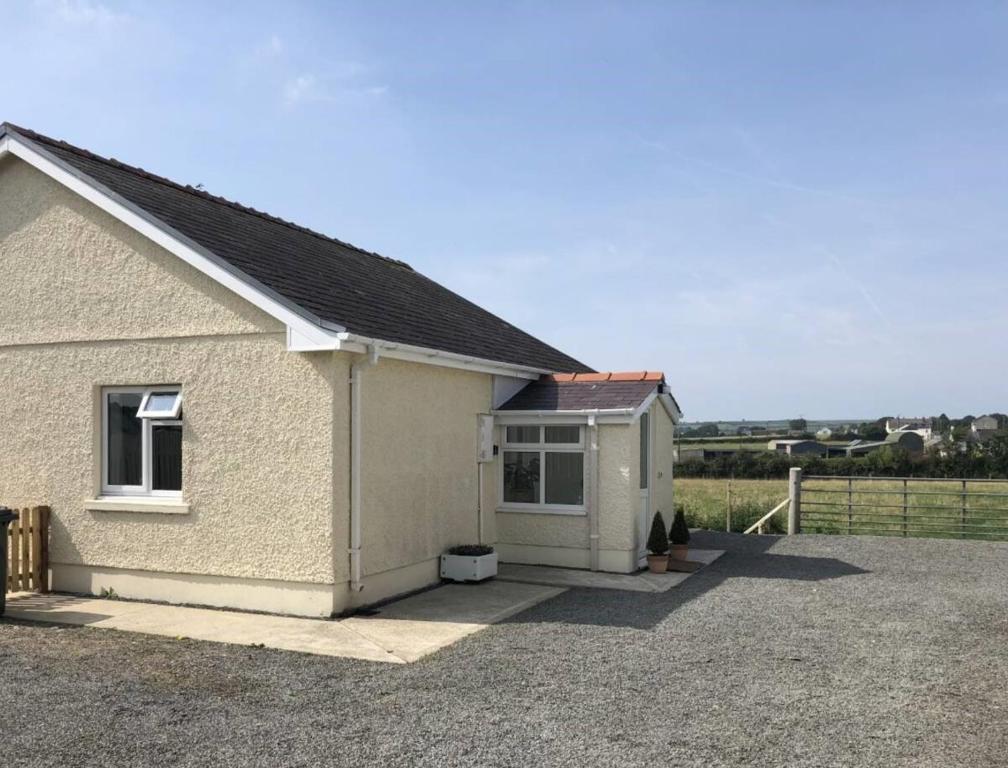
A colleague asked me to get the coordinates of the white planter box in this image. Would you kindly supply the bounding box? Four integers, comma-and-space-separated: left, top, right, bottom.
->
440, 552, 498, 583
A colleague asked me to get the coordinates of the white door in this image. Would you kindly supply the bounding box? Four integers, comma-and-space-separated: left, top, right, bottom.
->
637, 411, 652, 568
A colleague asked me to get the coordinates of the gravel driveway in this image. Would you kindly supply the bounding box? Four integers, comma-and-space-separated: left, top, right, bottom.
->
3, 532, 1006, 767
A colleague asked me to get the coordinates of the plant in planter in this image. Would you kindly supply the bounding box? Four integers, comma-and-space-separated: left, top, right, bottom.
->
668, 504, 691, 560
645, 511, 669, 573
440, 544, 497, 583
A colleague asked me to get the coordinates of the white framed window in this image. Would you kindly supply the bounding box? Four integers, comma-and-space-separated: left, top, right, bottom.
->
102, 386, 183, 498
500, 425, 585, 514
137, 389, 182, 419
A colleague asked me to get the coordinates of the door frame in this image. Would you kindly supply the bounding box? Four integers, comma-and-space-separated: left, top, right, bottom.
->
636, 409, 654, 568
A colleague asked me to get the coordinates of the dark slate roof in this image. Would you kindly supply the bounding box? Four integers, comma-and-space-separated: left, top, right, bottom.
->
498, 372, 664, 411
1, 123, 591, 373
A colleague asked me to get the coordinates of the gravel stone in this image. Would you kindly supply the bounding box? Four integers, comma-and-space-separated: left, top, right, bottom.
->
2, 532, 1006, 767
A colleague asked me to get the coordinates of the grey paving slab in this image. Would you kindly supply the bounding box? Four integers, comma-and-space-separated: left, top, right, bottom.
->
497, 548, 724, 592
3, 580, 564, 664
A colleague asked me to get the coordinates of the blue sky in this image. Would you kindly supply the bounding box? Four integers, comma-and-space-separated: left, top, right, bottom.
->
3, 1, 1006, 420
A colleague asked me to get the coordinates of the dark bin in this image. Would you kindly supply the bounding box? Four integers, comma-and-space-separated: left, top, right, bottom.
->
0, 506, 18, 616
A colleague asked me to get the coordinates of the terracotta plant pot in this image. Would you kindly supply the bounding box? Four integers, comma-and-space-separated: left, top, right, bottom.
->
669, 544, 689, 561
646, 554, 669, 573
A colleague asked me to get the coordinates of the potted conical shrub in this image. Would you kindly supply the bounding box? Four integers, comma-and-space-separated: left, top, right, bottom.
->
669, 504, 690, 560
646, 511, 669, 573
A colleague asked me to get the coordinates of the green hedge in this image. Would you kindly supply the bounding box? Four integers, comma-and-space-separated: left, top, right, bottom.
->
676, 439, 1008, 480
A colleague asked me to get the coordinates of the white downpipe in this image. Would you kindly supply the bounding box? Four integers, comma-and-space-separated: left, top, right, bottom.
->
588, 414, 600, 571
477, 463, 484, 545
350, 345, 380, 593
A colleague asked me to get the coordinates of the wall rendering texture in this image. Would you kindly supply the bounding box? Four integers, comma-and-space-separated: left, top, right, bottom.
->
653, 402, 677, 521
0, 154, 338, 596
357, 357, 491, 579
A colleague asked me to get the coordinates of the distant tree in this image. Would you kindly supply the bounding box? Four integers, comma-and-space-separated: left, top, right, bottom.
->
856, 419, 886, 441
951, 424, 971, 442
683, 423, 719, 438
788, 418, 808, 433
987, 434, 1008, 475
933, 413, 951, 434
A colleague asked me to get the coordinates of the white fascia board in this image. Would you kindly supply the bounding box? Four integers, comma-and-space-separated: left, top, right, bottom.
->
629, 389, 660, 423
0, 133, 342, 352
337, 333, 544, 379
659, 392, 682, 424
492, 409, 637, 425
287, 326, 341, 352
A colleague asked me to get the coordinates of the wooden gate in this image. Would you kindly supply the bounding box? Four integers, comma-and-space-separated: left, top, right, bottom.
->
5, 506, 50, 593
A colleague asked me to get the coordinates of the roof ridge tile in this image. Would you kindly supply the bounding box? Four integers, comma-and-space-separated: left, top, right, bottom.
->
544, 370, 665, 383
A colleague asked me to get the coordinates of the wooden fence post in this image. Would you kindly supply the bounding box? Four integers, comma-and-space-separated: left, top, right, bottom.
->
38, 505, 50, 593
788, 467, 802, 535
961, 479, 967, 539
10, 512, 21, 591
20, 508, 30, 591
31, 506, 50, 592
847, 477, 852, 534
726, 478, 733, 533
902, 479, 908, 537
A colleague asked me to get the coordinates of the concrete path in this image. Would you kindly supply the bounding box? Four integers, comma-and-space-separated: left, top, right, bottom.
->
3, 580, 564, 664
344, 581, 566, 663
497, 548, 724, 592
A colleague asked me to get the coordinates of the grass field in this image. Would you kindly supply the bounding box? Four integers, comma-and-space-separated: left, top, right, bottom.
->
676, 476, 1008, 540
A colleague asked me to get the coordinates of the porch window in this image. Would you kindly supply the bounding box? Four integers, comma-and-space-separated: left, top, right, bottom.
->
102, 386, 182, 497
501, 425, 585, 512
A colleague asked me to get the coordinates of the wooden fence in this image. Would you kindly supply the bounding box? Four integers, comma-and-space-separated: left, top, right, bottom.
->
5, 506, 50, 593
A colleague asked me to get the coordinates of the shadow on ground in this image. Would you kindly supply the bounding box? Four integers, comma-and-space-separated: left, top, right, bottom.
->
504, 530, 870, 630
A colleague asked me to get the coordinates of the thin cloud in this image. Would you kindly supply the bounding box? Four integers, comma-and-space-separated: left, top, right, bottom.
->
284, 74, 331, 105
283, 72, 388, 106
824, 250, 891, 329
263, 35, 284, 57
637, 133, 869, 204
34, 0, 125, 26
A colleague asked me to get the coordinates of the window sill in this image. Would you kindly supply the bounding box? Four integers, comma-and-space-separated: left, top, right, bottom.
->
85, 498, 191, 515
496, 506, 586, 517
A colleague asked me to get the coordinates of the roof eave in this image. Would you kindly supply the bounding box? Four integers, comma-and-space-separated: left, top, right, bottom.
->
338, 333, 547, 379
492, 407, 639, 424
658, 391, 683, 424
0, 125, 569, 375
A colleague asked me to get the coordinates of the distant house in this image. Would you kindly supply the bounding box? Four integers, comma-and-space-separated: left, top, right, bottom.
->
885, 417, 932, 442
971, 415, 999, 443
768, 439, 827, 457
815, 427, 832, 440
973, 415, 998, 431
846, 431, 924, 457
674, 447, 706, 463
